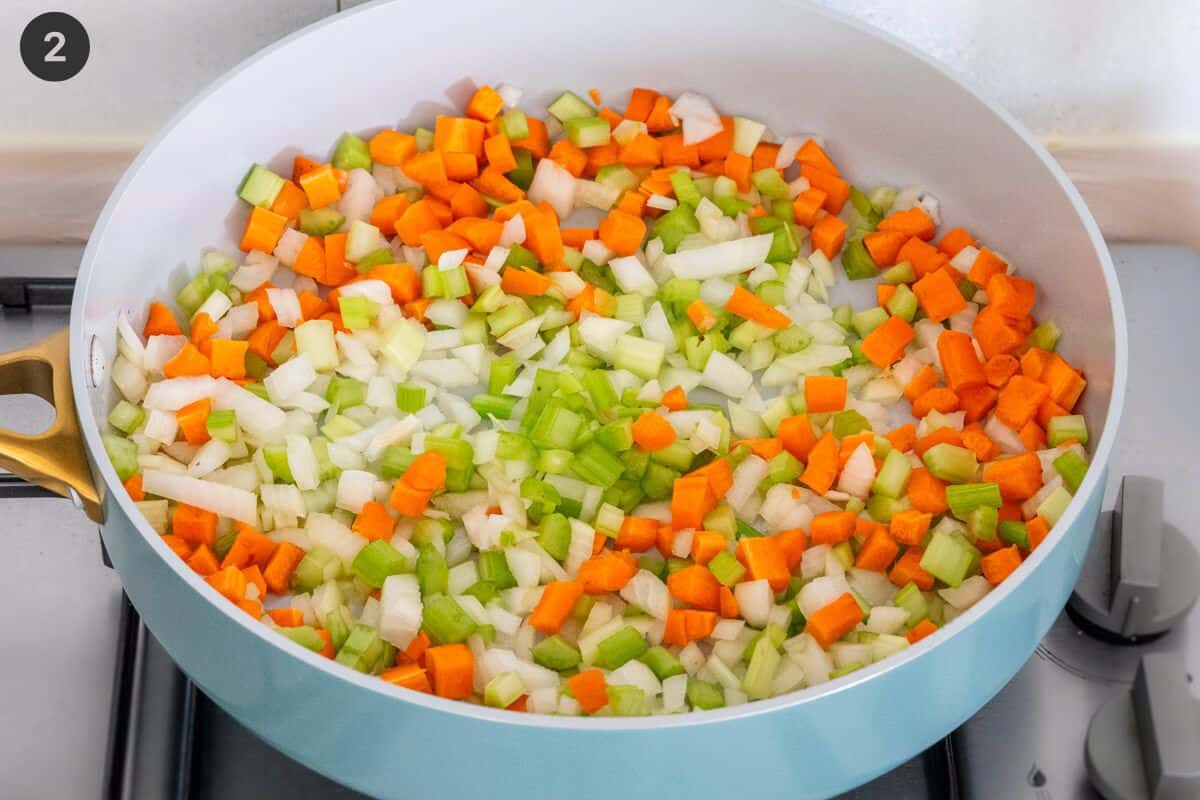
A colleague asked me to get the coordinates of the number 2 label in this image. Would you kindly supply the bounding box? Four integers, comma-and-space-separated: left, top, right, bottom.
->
43, 31, 66, 63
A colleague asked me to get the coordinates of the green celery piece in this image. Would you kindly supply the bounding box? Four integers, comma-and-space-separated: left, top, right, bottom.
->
756, 280, 786, 308
537, 513, 572, 561
1027, 320, 1061, 351
289, 546, 340, 592
299, 207, 345, 236
866, 495, 906, 523
702, 502, 736, 538
532, 635, 582, 671
638, 645, 685, 680
571, 442, 626, 489
872, 448, 913, 498
637, 555, 667, 580
547, 90, 596, 122
421, 594, 476, 645
669, 170, 702, 207
606, 685, 648, 716
712, 195, 751, 218
882, 260, 917, 285
708, 550, 745, 587
484, 672, 526, 708
775, 325, 813, 354
378, 445, 414, 480
595, 164, 639, 193
107, 400, 145, 435
596, 418, 635, 452
829, 662, 865, 679
565, 116, 611, 148
640, 462, 679, 500
920, 530, 981, 588
262, 445, 294, 483
335, 624, 384, 672
422, 436, 474, 472
530, 402, 584, 450
892, 582, 929, 626
967, 505, 999, 542
395, 383, 426, 413
332, 133, 371, 171
277, 625, 327, 653
416, 548, 449, 596
411, 519, 453, 549
887, 283, 919, 321
849, 185, 883, 227
499, 108, 529, 140
351, 540, 409, 588
736, 520, 764, 539
355, 247, 393, 272
686, 678, 725, 710
851, 306, 889, 337
205, 409, 237, 443
237, 164, 285, 208
666, 557, 692, 575
832, 409, 872, 438
477, 549, 517, 590
743, 635, 782, 700
1053, 450, 1088, 493
462, 580, 499, 605
521, 477, 561, 524
751, 168, 791, 200
488, 354, 519, 395
842, 238, 879, 280
471, 393, 518, 419
508, 149, 535, 191
595, 627, 648, 670
922, 443, 979, 484
998, 520, 1030, 549
325, 376, 366, 411
652, 205, 701, 254
1036, 486, 1073, 526
582, 369, 619, 413
945, 482, 1003, 518
767, 451, 802, 484
1046, 414, 1088, 447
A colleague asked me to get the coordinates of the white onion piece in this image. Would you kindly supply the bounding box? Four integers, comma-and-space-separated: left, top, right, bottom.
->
499, 214, 526, 246
527, 157, 576, 221
662, 234, 773, 279
264, 353, 316, 404
142, 470, 257, 524
142, 376, 217, 410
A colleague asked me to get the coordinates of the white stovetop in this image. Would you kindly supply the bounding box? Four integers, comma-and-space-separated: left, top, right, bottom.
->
0, 244, 1196, 799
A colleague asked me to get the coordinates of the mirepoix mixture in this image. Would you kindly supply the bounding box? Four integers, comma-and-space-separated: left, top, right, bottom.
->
104, 82, 1091, 716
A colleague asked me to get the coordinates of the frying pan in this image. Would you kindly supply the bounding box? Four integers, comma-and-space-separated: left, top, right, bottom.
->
0, 0, 1126, 796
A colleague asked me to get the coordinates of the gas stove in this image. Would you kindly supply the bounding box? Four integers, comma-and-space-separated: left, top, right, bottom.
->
1, 243, 1196, 800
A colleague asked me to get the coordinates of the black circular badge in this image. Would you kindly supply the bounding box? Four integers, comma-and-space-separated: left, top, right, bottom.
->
21, 12, 89, 82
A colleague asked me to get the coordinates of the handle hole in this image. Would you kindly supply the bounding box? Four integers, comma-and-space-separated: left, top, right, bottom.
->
0, 393, 55, 435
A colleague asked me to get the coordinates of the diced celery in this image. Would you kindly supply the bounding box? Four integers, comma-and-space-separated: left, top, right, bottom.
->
335, 624, 385, 672
595, 418, 634, 452
355, 248, 393, 272
537, 513, 572, 561
531, 636, 582, 671
332, 132, 371, 172
922, 443, 978, 484
945, 482, 1003, 518
606, 685, 648, 716
882, 261, 916, 285
649, 441, 694, 473
967, 505, 998, 542
743, 636, 782, 700
294, 319, 339, 371
581, 369, 618, 413
595, 626, 648, 670
872, 449, 913, 498
299, 206, 345, 236
1053, 450, 1088, 493
530, 402, 584, 450
416, 548, 449, 596
508, 149, 535, 190
842, 238, 880, 280
1027, 320, 1061, 351
708, 550, 745, 587
102, 434, 139, 481
920, 530, 980, 588
462, 581, 498, 605
471, 393, 518, 420
290, 546, 340, 592
892, 582, 929, 626
775, 325, 813, 354
886, 283, 919, 321
203, 409, 237, 443
395, 383, 426, 414
107, 400, 145, 435
669, 170, 702, 208
867, 495, 906, 523
1036, 486, 1073, 526
237, 164, 285, 208
484, 672, 526, 708
639, 645, 685, 680
488, 299, 534, 337
640, 463, 679, 500
571, 442, 626, 489
476, 549, 516, 590
756, 280, 786, 308
596, 164, 639, 194
832, 409, 872, 439
832, 303, 854, 328
703, 502, 736, 538
277, 625, 327, 653
320, 414, 361, 442
564, 116, 611, 148
767, 451, 802, 484
412, 519, 454, 548
1046, 415, 1088, 447
736, 520, 764, 539
751, 168, 790, 200
352, 540, 409, 588
499, 108, 529, 140
686, 678, 725, 710
998, 520, 1030, 549
421, 594, 476, 644
851, 306, 889, 338
547, 90, 596, 122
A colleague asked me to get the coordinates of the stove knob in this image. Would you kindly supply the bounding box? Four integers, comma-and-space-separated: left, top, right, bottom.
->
1068, 476, 1200, 643
1085, 653, 1200, 800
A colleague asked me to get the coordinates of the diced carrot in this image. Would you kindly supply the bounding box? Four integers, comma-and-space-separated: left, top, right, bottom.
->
434, 116, 486, 158
863, 230, 908, 268
426, 643, 474, 700
879, 207, 936, 241
465, 85, 505, 122
1040, 354, 1087, 410
644, 95, 677, 133
403, 631, 431, 664
995, 375, 1050, 430
523, 204, 565, 264
368, 193, 411, 238
364, 263, 421, 304
529, 580, 585, 634
735, 536, 790, 591
291, 155, 322, 183
973, 305, 1025, 360
685, 458, 733, 501
624, 88, 659, 122
961, 423, 999, 462
903, 364, 939, 403
685, 299, 716, 332
795, 139, 838, 174
186, 544, 219, 576
906, 618, 939, 644
895, 237, 949, 278
615, 516, 659, 553
805, 593, 864, 648
123, 473, 145, 501
791, 188, 828, 228
981, 457, 1043, 507
668, 564, 721, 609
163, 341, 211, 379
936, 330, 986, 392
778, 414, 818, 462
775, 527, 808, 569
986, 273, 1037, 321
263, 541, 305, 594
1027, 515, 1051, 550
913, 427, 964, 459
800, 164, 849, 214
546, 138, 588, 178
161, 534, 193, 560
804, 375, 847, 413
661, 386, 687, 411
911, 387, 960, 418
938, 227, 976, 257
576, 549, 638, 594
799, 432, 839, 495
380, 663, 432, 693
242, 564, 267, 600
811, 214, 848, 259
631, 412, 677, 452
887, 502, 932, 546
908, 468, 949, 514
913, 268, 968, 323
567, 669, 609, 713
718, 585, 740, 619
861, 314, 915, 367
482, 133, 518, 174
671, 475, 715, 530
876, 426, 913, 458
388, 480, 433, 517
983, 353, 1020, 388
583, 142, 620, 179
351, 500, 396, 541
143, 302, 182, 338
855, 528, 900, 572
618, 133, 662, 168
297, 165, 341, 210
369, 129, 417, 166
658, 134, 701, 168
269, 179, 308, 223
958, 383, 999, 423
1037, 397, 1069, 429
888, 546, 934, 590
724, 286, 791, 329
981, 545, 1023, 585
752, 143, 781, 172
175, 397, 212, 445
206, 565, 247, 602
598, 209, 647, 256
721, 151, 752, 192
965, 247, 1005, 287
810, 510, 857, 546
220, 524, 277, 569
208, 339, 248, 380
837, 433, 875, 468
